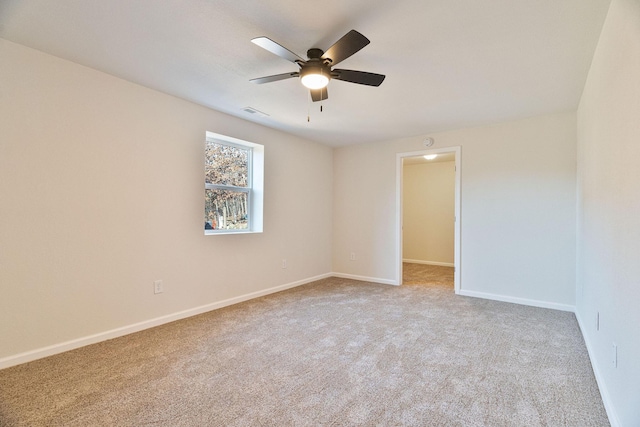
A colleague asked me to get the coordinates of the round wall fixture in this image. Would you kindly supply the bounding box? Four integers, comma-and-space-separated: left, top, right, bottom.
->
423, 137, 434, 147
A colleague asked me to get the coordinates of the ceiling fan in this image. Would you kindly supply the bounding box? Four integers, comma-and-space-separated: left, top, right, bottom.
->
250, 30, 385, 102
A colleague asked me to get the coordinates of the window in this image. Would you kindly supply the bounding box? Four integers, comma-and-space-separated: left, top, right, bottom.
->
204, 132, 263, 234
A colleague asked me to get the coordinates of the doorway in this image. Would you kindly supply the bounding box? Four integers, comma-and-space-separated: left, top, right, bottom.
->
396, 147, 461, 292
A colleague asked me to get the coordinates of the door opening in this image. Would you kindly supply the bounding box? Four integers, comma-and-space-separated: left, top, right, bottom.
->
396, 147, 461, 292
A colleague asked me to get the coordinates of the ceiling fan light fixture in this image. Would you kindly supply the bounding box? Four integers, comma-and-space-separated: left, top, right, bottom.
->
300, 67, 329, 89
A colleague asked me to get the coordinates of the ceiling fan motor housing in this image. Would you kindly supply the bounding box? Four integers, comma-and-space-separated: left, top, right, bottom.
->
300, 58, 332, 78
306, 48, 325, 59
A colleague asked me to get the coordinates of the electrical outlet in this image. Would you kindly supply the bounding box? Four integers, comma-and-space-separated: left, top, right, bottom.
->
282, 259, 287, 269
612, 343, 617, 368
154, 280, 163, 294
350, 252, 356, 261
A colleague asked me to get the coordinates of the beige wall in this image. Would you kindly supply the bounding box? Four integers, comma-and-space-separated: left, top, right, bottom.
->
576, 0, 640, 425
333, 112, 577, 309
402, 161, 455, 265
0, 39, 333, 363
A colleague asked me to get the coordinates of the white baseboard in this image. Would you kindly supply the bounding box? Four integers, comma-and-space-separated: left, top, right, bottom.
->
403, 259, 455, 267
457, 289, 575, 312
331, 272, 398, 286
0, 273, 332, 370
575, 311, 620, 427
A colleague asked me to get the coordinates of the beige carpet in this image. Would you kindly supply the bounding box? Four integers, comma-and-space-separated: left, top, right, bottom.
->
0, 265, 609, 426
402, 262, 454, 287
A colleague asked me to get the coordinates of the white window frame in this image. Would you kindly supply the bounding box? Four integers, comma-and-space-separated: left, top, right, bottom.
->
205, 132, 264, 235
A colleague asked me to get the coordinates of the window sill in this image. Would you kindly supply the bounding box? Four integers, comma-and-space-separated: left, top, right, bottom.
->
204, 230, 262, 236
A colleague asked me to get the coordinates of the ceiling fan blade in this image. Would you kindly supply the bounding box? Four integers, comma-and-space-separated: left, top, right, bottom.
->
310, 87, 328, 102
251, 37, 305, 63
333, 69, 385, 86
250, 72, 299, 84
321, 30, 370, 66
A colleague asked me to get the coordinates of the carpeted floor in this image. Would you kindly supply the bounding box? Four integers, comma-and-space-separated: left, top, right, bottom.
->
402, 262, 454, 287
0, 265, 609, 426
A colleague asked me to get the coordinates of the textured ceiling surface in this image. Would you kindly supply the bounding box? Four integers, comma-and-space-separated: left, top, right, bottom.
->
0, 0, 611, 146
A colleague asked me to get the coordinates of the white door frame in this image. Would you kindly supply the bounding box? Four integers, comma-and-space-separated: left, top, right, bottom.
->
396, 146, 461, 292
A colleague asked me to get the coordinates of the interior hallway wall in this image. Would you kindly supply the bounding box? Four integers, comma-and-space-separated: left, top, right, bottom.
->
402, 161, 455, 265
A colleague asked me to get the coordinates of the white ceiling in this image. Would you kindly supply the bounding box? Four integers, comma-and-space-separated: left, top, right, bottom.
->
0, 0, 610, 147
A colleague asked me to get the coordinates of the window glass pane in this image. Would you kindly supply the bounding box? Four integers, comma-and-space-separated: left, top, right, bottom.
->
205, 141, 249, 187
205, 189, 249, 230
